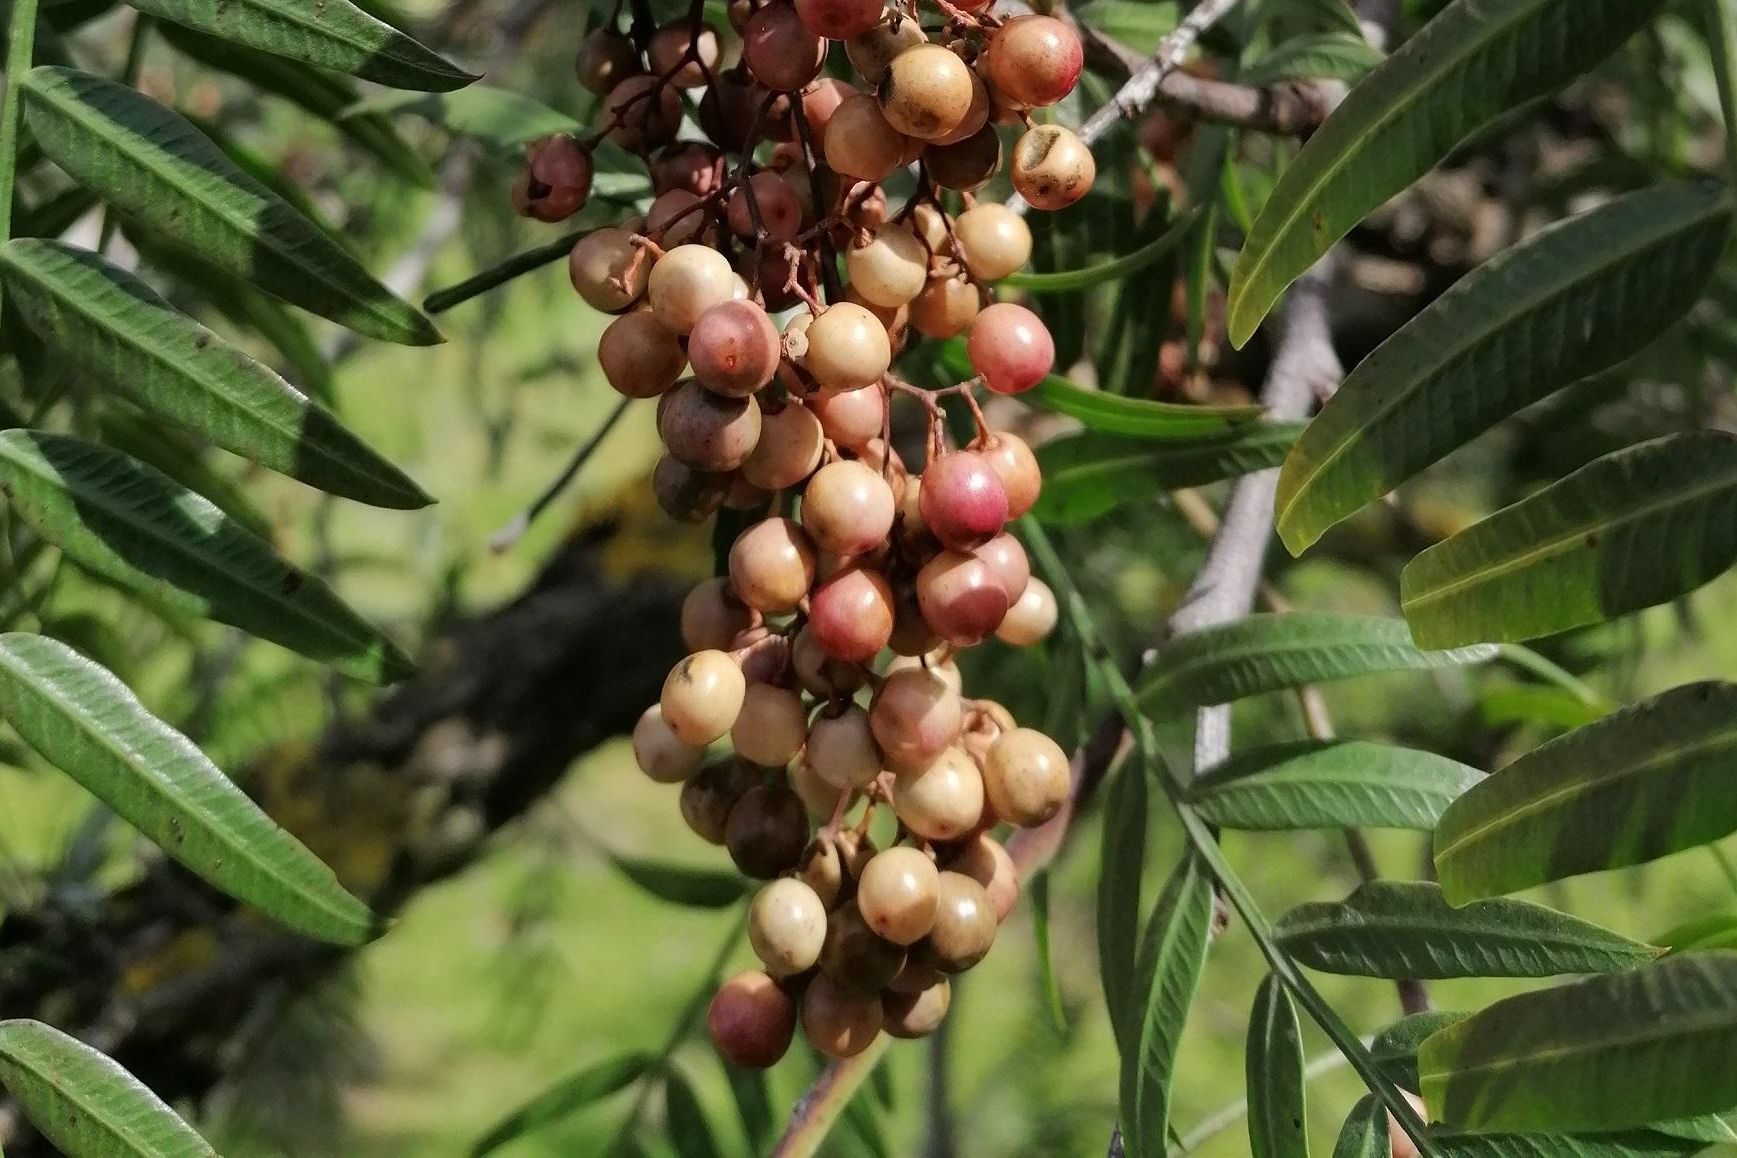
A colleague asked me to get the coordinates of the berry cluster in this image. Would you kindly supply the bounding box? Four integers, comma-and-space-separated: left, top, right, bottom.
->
515, 0, 1090, 1067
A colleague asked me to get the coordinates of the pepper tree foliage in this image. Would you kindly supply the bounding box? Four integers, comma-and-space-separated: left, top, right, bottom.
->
0, 0, 1735, 1153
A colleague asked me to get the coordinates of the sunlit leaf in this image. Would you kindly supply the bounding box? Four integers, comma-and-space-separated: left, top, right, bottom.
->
1247, 975, 1308, 1158
608, 853, 752, 909
1243, 33, 1383, 85
1003, 208, 1200, 293
1031, 424, 1303, 524
469, 1052, 652, 1156
1187, 739, 1482, 832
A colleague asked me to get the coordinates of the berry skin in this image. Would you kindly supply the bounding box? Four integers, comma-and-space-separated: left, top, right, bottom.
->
605, 75, 684, 151
846, 224, 928, 308
870, 665, 963, 774
823, 93, 911, 183
744, 2, 826, 92
807, 705, 884, 790
661, 649, 746, 745
794, 0, 884, 41
810, 385, 887, 450
599, 311, 686, 399
997, 576, 1058, 646
953, 203, 1033, 282
819, 905, 906, 992
969, 302, 1054, 395
569, 228, 648, 312
681, 760, 762, 844
857, 846, 940, 945
974, 532, 1031, 603
652, 455, 730, 523
809, 565, 896, 662
930, 69, 990, 146
519, 134, 593, 222
846, 19, 926, 85
749, 878, 829, 976
891, 746, 984, 841
633, 704, 707, 783
1011, 124, 1096, 211
802, 460, 897, 556
800, 78, 854, 151
732, 682, 809, 767
709, 971, 797, 1068
576, 29, 640, 96
987, 16, 1083, 108
917, 550, 1009, 647
980, 432, 1042, 519
729, 517, 818, 614
877, 44, 974, 141
793, 624, 868, 698
983, 727, 1070, 828
725, 783, 811, 877
657, 379, 762, 472
650, 141, 725, 196
920, 450, 1009, 550
805, 303, 893, 392
802, 974, 885, 1057
645, 188, 708, 247
919, 871, 997, 971
726, 170, 804, 241
648, 20, 720, 87
799, 829, 876, 908
649, 244, 740, 334
944, 833, 1020, 921
910, 270, 981, 340
690, 300, 782, 397
682, 577, 756, 654
924, 124, 1001, 192
742, 402, 825, 490
883, 979, 951, 1038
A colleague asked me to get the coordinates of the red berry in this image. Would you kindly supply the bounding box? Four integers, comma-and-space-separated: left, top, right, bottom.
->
690, 300, 782, 398
709, 971, 797, 1068
810, 565, 896, 661
919, 450, 1008, 550
916, 550, 1009, 646
987, 15, 1083, 109
968, 302, 1054, 395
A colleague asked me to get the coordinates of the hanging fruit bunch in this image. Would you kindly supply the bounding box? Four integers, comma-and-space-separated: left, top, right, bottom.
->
514, 0, 1089, 1067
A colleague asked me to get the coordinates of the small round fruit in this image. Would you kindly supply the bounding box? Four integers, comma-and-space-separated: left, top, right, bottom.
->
598, 310, 686, 398
824, 93, 911, 183
883, 978, 950, 1038
997, 576, 1057, 645
877, 43, 973, 140
810, 385, 886, 450
891, 746, 984, 840
819, 906, 905, 992
792, 758, 843, 818
653, 454, 731, 522
726, 170, 804, 241
648, 244, 739, 334
944, 832, 1019, 921
910, 271, 981, 339
802, 974, 884, 1057
645, 188, 707, 247
732, 683, 809, 767
793, 625, 868, 698
750, 878, 829, 975
922, 870, 997, 970
569, 228, 648, 312
916, 550, 1009, 647
730, 517, 818, 614
650, 140, 724, 196
802, 460, 897, 556
689, 300, 782, 397
987, 15, 1083, 108
683, 577, 756, 653
1388, 1092, 1429, 1158
924, 123, 1000, 192
681, 759, 762, 844
801, 77, 854, 150
807, 705, 883, 790
1011, 124, 1096, 210
953, 203, 1032, 282
633, 704, 707, 783
744, 2, 826, 91
725, 783, 811, 878
847, 19, 926, 85
805, 303, 893, 392
742, 402, 825, 489
920, 450, 1009, 550
969, 302, 1054, 395
980, 432, 1042, 518
809, 566, 896, 662
930, 68, 990, 145
576, 29, 640, 96
798, 829, 876, 908
661, 649, 747, 745
658, 379, 762, 471
794, 0, 884, 40
846, 224, 928, 308
648, 20, 720, 87
709, 971, 797, 1068
519, 134, 593, 221
870, 666, 963, 774
605, 74, 684, 151
974, 532, 1030, 603
857, 847, 940, 945
983, 726, 1069, 828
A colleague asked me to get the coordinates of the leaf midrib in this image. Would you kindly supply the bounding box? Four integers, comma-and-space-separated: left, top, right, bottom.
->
1421, 1002, 1737, 1086
0, 641, 364, 933
1278, 198, 1723, 535
1404, 456, 1737, 609
1147, 625, 1423, 703
1281, 910, 1645, 958
172, 0, 432, 70
0, 1045, 171, 1156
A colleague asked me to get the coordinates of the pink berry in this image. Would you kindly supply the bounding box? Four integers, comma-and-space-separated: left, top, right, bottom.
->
920, 450, 1008, 551
916, 551, 1009, 647
968, 302, 1054, 395
810, 566, 896, 662
794, 0, 883, 40
690, 300, 782, 398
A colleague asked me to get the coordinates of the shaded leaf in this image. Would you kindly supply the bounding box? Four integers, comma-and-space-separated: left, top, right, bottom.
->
1243, 33, 1384, 85
1371, 1010, 1470, 1092
345, 84, 577, 148
1227, 0, 1673, 345
1429, 1130, 1702, 1157
665, 1068, 723, 1158
1419, 952, 1737, 1132
1188, 739, 1482, 832
0, 430, 413, 683
1247, 975, 1308, 1158
0, 633, 380, 943
1653, 912, 1737, 954
1333, 1096, 1389, 1158
469, 1053, 652, 1156
1277, 184, 1733, 554
1120, 853, 1213, 1158
1097, 761, 1148, 1052
1003, 207, 1200, 293
1436, 682, 1737, 903
1274, 881, 1658, 979
608, 853, 752, 909
98, 410, 276, 540
1402, 433, 1737, 647
1075, 0, 1179, 55
725, 1065, 773, 1154
128, 0, 474, 90
1031, 424, 1303, 524
0, 1019, 216, 1157
0, 239, 429, 508
1031, 870, 1066, 1031
1138, 614, 1495, 715
23, 66, 440, 344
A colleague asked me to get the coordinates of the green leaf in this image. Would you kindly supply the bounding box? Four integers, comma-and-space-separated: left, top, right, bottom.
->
666, 1068, 723, 1158
1031, 871, 1066, 1031
1186, 739, 1483, 832
1098, 762, 1149, 1052
1435, 682, 1737, 903
1274, 881, 1659, 979
1333, 1097, 1390, 1158
98, 410, 276, 540
1031, 424, 1304, 524
1120, 852, 1213, 1158
0, 1019, 217, 1157
0, 430, 413, 683
0, 633, 380, 943
1402, 432, 1737, 647
1419, 952, 1737, 1132
1247, 975, 1309, 1158
1137, 613, 1495, 715
1265, 0, 1364, 37
1075, 0, 1179, 54
126, 0, 474, 91
22, 66, 441, 345
469, 1052, 652, 1156
0, 239, 430, 508
1243, 33, 1384, 85
1003, 207, 1200, 293
1275, 183, 1733, 553
344, 83, 577, 148
1226, 0, 1673, 346
1654, 912, 1737, 954
1429, 1130, 1701, 1157
608, 853, 752, 909
725, 1065, 773, 1154
1371, 1010, 1470, 1091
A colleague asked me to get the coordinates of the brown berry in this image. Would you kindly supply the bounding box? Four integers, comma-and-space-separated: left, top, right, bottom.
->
681, 759, 763, 844
1011, 124, 1096, 211
599, 310, 687, 398
877, 43, 974, 141
732, 682, 809, 767
920, 870, 997, 970
820, 905, 905, 992
982, 727, 1069, 827
742, 402, 825, 490
658, 379, 762, 472
807, 705, 883, 790
726, 783, 811, 878
802, 974, 884, 1057
576, 29, 641, 96
870, 666, 963, 774
570, 228, 648, 312
883, 978, 950, 1038
710, 970, 797, 1068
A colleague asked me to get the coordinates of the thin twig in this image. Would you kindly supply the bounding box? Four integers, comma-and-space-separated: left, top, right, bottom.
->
489, 397, 632, 553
